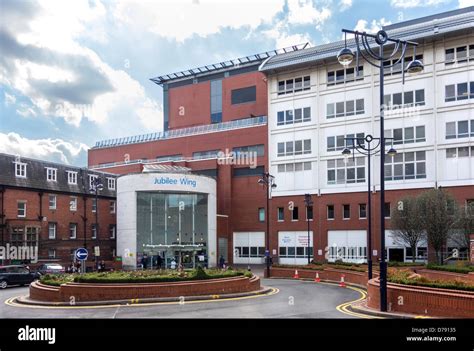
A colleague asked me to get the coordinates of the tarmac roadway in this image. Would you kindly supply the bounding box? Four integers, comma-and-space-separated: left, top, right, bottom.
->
0, 267, 367, 319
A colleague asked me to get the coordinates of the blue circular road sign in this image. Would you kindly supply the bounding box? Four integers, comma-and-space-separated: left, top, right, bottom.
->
75, 248, 88, 261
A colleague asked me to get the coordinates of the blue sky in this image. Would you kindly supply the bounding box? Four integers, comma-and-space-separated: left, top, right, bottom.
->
0, 0, 472, 166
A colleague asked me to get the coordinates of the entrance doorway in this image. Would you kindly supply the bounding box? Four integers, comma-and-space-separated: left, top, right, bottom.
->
388, 248, 405, 262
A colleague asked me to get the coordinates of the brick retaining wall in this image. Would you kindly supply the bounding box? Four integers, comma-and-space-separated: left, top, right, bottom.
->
29, 275, 260, 302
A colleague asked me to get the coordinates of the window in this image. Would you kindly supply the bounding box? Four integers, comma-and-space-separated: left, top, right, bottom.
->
110, 200, 116, 214
92, 198, 97, 213
326, 99, 364, 119
277, 139, 311, 157
69, 223, 77, 239
15, 162, 27, 178
384, 151, 426, 181
47, 195, 56, 210
89, 175, 98, 189
327, 157, 365, 184
156, 154, 183, 162
384, 89, 425, 109
445, 120, 474, 139
48, 223, 56, 239
107, 178, 116, 190
70, 197, 77, 211
384, 55, 423, 75
48, 249, 56, 259
359, 204, 367, 219
46, 167, 57, 182
231, 86, 256, 104
445, 45, 474, 65
67, 171, 77, 185
277, 207, 284, 221
109, 225, 116, 239
91, 224, 97, 239
387, 126, 425, 145
233, 145, 265, 157
327, 66, 363, 85
258, 208, 265, 222
276, 162, 312, 173
10, 227, 24, 246
278, 76, 310, 95
327, 205, 335, 220
277, 107, 311, 125
445, 81, 474, 102
306, 206, 313, 220
211, 79, 222, 123
446, 147, 474, 159
17, 201, 26, 218
26, 227, 38, 247
233, 166, 265, 177
193, 150, 220, 160
327, 133, 364, 152
292, 207, 299, 221
343, 204, 350, 219
384, 202, 391, 218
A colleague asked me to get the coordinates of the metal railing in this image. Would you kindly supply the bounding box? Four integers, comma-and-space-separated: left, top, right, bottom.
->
92, 115, 267, 149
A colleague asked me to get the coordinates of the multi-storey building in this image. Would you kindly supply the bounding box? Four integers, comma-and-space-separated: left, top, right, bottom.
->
260, 7, 474, 264
88, 45, 307, 268
88, 7, 474, 267
0, 153, 117, 268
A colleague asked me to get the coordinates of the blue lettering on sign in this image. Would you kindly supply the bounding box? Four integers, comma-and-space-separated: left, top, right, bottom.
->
154, 177, 197, 188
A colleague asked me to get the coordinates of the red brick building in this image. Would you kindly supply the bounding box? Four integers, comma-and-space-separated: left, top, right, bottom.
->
0, 153, 117, 268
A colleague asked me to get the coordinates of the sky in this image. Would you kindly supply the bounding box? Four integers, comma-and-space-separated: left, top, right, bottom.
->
0, 0, 473, 166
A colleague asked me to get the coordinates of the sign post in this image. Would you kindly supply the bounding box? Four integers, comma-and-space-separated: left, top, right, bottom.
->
75, 248, 88, 273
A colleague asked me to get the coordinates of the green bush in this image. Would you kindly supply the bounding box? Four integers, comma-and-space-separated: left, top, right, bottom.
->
40, 268, 251, 286
388, 261, 425, 267
426, 264, 474, 274
388, 269, 474, 292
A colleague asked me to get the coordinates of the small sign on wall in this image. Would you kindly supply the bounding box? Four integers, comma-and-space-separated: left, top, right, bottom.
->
373, 250, 378, 256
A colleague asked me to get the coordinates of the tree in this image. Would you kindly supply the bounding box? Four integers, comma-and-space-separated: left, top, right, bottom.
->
390, 196, 426, 262
419, 188, 458, 265
452, 203, 474, 259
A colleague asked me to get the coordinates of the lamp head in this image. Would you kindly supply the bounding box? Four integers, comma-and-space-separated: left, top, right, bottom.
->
387, 147, 397, 157
406, 59, 423, 74
342, 148, 352, 158
337, 47, 354, 66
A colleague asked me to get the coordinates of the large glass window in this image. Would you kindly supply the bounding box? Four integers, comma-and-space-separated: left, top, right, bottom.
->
231, 86, 256, 105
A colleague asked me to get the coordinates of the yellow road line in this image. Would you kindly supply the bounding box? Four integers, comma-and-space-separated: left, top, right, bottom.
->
4, 288, 279, 310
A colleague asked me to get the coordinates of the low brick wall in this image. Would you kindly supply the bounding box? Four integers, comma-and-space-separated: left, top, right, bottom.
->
367, 278, 474, 318
29, 275, 260, 302
270, 267, 371, 287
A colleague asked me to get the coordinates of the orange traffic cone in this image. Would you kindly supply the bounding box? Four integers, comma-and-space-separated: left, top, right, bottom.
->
293, 269, 299, 279
314, 272, 320, 283
339, 274, 346, 288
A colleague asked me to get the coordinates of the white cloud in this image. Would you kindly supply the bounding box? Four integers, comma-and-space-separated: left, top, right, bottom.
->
340, 0, 353, 11
4, 92, 16, 106
353, 18, 392, 34
0, 0, 162, 130
263, 27, 312, 48
113, 0, 285, 43
390, 0, 450, 8
0, 132, 88, 165
287, 0, 331, 26
459, 0, 474, 7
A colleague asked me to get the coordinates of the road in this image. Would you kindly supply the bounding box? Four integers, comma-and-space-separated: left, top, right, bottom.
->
0, 278, 363, 318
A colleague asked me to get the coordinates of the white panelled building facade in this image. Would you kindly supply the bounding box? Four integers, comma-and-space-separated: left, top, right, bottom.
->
259, 7, 474, 264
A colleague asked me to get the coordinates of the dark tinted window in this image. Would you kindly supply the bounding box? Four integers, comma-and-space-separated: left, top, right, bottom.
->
233, 166, 264, 177
231, 86, 256, 104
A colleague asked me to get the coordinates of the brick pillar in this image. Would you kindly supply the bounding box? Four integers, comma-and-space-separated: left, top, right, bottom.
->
470, 234, 474, 264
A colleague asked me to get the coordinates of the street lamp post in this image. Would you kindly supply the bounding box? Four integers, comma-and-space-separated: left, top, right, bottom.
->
304, 194, 313, 265
258, 172, 276, 278
90, 177, 104, 272
337, 28, 423, 311
342, 135, 396, 280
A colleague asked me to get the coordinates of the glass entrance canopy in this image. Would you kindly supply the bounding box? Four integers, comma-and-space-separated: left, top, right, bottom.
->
136, 192, 208, 268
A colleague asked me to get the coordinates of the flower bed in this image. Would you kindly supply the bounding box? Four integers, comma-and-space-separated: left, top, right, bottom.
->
388, 269, 474, 292
40, 267, 251, 286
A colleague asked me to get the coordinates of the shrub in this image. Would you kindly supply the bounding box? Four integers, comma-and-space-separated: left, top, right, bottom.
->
388, 269, 474, 292
426, 264, 474, 274
40, 268, 251, 286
